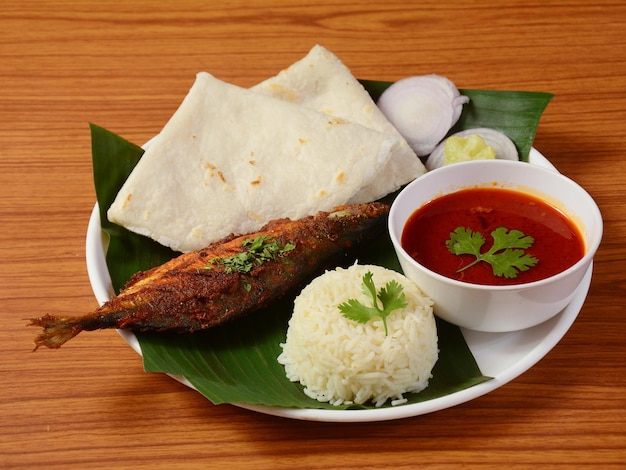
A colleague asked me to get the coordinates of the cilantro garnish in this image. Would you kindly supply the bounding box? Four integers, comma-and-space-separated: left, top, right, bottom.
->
446, 226, 538, 278
209, 236, 295, 274
338, 271, 408, 336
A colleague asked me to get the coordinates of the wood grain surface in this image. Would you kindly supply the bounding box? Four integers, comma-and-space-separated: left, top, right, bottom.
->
1, 1, 625, 468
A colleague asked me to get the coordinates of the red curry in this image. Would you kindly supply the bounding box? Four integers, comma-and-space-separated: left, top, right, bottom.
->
401, 187, 585, 286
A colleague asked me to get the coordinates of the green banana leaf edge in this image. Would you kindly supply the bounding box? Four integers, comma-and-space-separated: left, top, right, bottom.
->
90, 81, 552, 411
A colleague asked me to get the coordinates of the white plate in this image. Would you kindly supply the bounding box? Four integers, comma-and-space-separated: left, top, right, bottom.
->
86, 149, 592, 422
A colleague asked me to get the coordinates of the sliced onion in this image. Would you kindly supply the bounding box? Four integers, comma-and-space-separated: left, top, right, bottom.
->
376, 74, 469, 156
425, 127, 519, 170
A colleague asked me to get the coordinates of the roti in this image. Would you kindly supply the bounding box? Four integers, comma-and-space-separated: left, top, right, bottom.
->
107, 72, 403, 252
251, 45, 425, 202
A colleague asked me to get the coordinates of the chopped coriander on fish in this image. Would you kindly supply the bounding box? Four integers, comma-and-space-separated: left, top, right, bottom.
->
209, 236, 296, 274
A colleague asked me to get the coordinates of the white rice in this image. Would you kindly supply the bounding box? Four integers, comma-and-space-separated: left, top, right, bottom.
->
278, 263, 438, 407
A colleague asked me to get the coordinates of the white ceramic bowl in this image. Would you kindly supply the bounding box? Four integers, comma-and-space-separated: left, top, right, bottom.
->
388, 159, 602, 332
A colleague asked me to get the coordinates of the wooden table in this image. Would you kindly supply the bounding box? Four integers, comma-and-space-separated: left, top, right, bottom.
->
1, 1, 625, 468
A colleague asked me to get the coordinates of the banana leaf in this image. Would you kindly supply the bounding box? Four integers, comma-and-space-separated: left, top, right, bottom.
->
90, 81, 552, 410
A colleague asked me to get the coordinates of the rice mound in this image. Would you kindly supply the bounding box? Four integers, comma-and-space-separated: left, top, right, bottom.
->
278, 264, 438, 407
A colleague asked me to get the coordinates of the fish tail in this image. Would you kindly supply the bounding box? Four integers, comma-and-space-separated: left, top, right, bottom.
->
28, 314, 84, 350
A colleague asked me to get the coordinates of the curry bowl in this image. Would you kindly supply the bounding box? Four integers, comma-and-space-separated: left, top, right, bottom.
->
388, 159, 602, 332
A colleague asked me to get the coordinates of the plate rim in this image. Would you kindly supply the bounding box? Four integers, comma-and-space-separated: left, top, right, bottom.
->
85, 148, 592, 422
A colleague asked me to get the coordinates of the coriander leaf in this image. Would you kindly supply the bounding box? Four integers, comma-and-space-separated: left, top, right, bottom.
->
446, 227, 485, 257
486, 249, 539, 278
339, 298, 379, 324
360, 271, 378, 306
447, 226, 539, 279
378, 280, 408, 314
209, 236, 295, 274
489, 226, 535, 250
338, 271, 408, 335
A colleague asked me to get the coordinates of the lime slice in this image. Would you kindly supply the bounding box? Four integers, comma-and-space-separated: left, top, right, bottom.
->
444, 134, 496, 165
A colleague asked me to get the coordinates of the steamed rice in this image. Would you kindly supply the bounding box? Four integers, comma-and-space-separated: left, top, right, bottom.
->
278, 264, 438, 407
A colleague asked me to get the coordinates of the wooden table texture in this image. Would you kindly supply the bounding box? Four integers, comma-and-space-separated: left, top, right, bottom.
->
1, 1, 625, 468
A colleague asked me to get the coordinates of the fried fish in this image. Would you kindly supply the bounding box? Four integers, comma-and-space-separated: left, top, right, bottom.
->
30, 202, 389, 349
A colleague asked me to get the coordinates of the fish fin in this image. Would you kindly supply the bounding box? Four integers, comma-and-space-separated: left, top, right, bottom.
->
28, 314, 83, 350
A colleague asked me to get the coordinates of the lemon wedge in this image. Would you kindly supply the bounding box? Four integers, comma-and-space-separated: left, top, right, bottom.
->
444, 134, 496, 165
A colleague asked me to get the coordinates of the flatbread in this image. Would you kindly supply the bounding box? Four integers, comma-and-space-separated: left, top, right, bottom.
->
107, 72, 402, 252
251, 45, 426, 201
